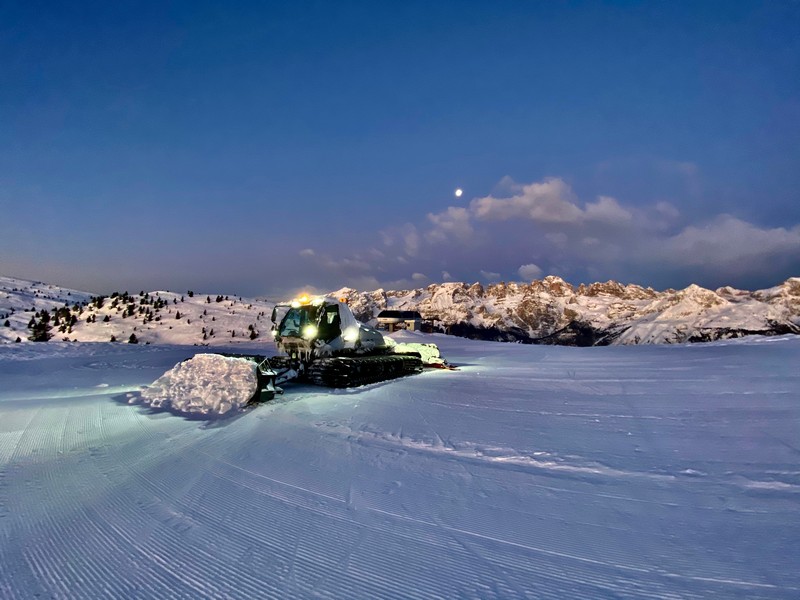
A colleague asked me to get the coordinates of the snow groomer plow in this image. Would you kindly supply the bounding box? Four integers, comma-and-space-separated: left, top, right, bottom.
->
241, 294, 451, 401
139, 294, 451, 415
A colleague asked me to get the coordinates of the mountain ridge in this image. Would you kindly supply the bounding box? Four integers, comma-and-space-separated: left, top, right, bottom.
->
2, 275, 799, 346
335, 275, 800, 346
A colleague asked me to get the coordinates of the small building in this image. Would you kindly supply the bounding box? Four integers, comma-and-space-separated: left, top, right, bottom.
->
376, 310, 423, 332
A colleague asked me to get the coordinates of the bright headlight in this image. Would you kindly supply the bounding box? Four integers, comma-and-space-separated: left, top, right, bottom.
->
343, 327, 359, 343
302, 325, 318, 339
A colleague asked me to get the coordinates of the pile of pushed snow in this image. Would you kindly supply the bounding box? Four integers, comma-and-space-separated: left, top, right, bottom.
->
137, 354, 258, 416
390, 341, 447, 367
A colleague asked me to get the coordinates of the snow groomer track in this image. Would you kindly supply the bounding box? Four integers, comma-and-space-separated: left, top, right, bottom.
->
1, 333, 799, 598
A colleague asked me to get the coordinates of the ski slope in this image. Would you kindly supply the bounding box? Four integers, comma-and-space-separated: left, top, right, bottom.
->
1, 333, 799, 598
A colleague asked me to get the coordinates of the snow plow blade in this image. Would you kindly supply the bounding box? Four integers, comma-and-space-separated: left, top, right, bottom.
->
220, 354, 282, 403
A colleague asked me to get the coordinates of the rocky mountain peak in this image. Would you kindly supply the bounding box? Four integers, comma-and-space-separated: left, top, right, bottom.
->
529, 276, 573, 297
580, 280, 629, 298
540, 275, 574, 296
677, 284, 725, 308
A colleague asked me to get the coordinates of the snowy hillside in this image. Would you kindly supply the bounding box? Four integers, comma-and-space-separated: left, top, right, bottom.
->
0, 277, 275, 346
2, 275, 799, 346
0, 276, 94, 343
1, 334, 799, 598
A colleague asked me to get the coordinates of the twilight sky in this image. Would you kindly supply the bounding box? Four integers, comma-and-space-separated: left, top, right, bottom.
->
2, 1, 799, 297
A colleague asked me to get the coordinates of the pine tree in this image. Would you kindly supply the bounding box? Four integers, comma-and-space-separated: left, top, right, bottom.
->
128, 333, 138, 344
29, 318, 52, 342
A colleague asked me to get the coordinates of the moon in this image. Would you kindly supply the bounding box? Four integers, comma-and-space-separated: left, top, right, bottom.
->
454, 188, 463, 197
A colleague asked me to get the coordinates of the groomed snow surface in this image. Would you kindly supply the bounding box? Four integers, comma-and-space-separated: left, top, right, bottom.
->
1, 332, 799, 598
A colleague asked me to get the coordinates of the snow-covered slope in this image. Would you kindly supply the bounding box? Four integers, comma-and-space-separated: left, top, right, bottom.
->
2, 275, 799, 346
0, 276, 94, 343
1, 277, 275, 346
1, 334, 799, 598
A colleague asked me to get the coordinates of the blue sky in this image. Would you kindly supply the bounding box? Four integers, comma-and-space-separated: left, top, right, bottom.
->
1, 1, 798, 296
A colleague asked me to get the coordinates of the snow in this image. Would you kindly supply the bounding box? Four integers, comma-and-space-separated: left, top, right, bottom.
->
137, 354, 259, 415
2, 333, 799, 598
0, 277, 278, 346
3, 275, 799, 347
389, 339, 448, 366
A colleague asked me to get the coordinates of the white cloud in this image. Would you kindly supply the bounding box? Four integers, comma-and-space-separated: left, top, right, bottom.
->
584, 196, 632, 223
491, 175, 525, 196
426, 206, 473, 243
402, 224, 421, 256
442, 271, 453, 281
470, 178, 583, 223
299, 248, 315, 257
424, 179, 636, 255
411, 272, 428, 282
660, 215, 800, 268
380, 223, 422, 256
518, 263, 543, 281
655, 201, 680, 220
480, 270, 501, 282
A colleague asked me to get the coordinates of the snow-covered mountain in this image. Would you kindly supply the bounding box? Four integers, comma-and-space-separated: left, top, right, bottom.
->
2, 275, 799, 346
335, 276, 800, 345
